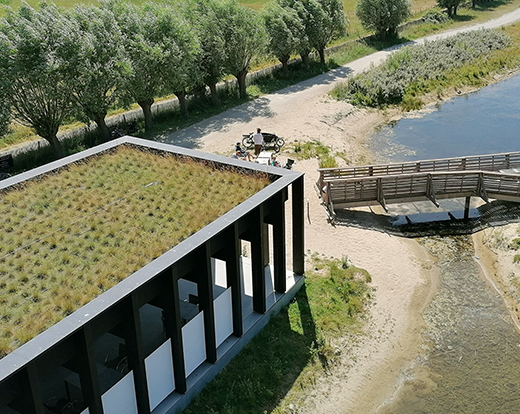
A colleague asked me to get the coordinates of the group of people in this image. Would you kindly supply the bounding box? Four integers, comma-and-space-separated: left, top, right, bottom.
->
233, 128, 281, 167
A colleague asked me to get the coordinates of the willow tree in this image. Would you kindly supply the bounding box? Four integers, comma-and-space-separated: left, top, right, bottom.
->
263, 2, 304, 75
146, 2, 200, 118
437, 0, 463, 16
215, 0, 266, 99
356, 0, 411, 40
0, 33, 12, 138
69, 5, 130, 141
277, 0, 313, 67
184, 0, 226, 106
310, 0, 347, 65
0, 3, 78, 157
101, 1, 165, 131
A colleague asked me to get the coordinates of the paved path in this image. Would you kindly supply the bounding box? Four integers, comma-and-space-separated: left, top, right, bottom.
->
158, 7, 520, 151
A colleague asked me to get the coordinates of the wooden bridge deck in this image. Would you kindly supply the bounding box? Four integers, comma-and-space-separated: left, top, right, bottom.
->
318, 152, 520, 214
318, 151, 520, 189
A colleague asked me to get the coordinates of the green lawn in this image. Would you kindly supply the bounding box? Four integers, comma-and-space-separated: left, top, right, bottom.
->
184, 257, 372, 414
402, 0, 520, 39
0, 145, 270, 358
3, 0, 520, 156
2, 0, 438, 35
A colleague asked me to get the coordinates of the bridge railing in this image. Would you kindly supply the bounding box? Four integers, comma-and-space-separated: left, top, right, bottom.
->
317, 152, 520, 190
324, 171, 520, 210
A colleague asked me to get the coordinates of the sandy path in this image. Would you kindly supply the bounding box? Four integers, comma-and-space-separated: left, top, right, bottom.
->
158, 6, 520, 155
289, 159, 439, 414
154, 9, 520, 414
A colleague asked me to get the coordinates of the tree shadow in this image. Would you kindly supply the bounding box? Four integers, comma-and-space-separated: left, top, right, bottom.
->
451, 14, 475, 22
152, 96, 276, 149
362, 35, 414, 52
473, 0, 512, 11
183, 284, 319, 414
154, 63, 353, 150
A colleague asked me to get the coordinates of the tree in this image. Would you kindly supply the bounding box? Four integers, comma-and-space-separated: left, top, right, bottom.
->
309, 0, 347, 65
263, 2, 304, 75
356, 0, 411, 40
146, 3, 200, 118
101, 0, 166, 132
184, 0, 226, 106
0, 3, 78, 157
0, 33, 12, 138
215, 0, 266, 99
437, 0, 463, 17
69, 5, 130, 141
278, 0, 313, 66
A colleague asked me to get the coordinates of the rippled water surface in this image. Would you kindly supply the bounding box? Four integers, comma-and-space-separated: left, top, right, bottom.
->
371, 74, 520, 162
378, 237, 520, 413
370, 75, 520, 413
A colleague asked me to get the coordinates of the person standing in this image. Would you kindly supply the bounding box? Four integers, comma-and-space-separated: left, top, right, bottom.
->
253, 128, 263, 156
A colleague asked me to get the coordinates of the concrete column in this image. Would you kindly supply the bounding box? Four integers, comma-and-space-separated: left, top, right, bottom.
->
273, 193, 287, 294
251, 205, 267, 314
123, 294, 150, 414
75, 326, 103, 414
225, 223, 243, 337
161, 267, 187, 393
292, 175, 305, 275
197, 244, 217, 363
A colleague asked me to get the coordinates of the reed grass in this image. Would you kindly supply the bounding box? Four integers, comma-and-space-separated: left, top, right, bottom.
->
0, 145, 270, 358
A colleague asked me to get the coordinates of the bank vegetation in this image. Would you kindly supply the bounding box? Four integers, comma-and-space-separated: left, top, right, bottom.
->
331, 25, 520, 110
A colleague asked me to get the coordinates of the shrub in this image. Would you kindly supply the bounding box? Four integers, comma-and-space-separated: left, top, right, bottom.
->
319, 155, 338, 168
331, 29, 510, 108
422, 9, 449, 24
401, 94, 424, 110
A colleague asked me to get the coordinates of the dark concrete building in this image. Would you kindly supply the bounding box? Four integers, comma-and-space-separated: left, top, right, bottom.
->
0, 137, 305, 414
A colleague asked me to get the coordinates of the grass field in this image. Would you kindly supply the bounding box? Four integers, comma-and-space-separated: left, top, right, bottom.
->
2, 0, 520, 158
184, 256, 373, 414
1, 0, 438, 38
0, 145, 270, 358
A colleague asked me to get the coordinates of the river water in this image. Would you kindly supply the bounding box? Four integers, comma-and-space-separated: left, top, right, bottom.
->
371, 74, 520, 162
370, 75, 520, 413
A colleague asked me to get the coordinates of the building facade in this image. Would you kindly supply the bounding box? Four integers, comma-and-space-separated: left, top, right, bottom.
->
0, 137, 305, 414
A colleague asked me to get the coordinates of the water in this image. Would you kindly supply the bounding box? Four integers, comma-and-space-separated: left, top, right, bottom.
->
370, 75, 520, 413
372, 74, 520, 162
378, 237, 520, 413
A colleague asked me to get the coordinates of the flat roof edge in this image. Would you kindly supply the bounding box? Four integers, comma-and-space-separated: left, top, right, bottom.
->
0, 137, 303, 382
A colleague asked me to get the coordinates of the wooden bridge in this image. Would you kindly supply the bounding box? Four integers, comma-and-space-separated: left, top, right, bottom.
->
317, 152, 520, 217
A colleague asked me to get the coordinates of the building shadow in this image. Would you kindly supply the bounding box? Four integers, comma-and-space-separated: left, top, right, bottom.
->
183, 284, 319, 413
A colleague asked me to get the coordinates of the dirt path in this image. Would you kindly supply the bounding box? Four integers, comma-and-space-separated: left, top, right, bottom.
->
158, 6, 520, 155
155, 8, 520, 414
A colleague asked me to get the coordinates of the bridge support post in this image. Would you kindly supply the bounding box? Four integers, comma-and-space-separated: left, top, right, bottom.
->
464, 196, 471, 220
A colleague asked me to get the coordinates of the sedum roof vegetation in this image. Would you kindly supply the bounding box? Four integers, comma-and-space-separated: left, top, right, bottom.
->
0, 145, 271, 358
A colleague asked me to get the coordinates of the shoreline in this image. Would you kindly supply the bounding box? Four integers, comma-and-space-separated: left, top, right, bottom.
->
190, 67, 520, 414
273, 68, 520, 412
473, 227, 520, 333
